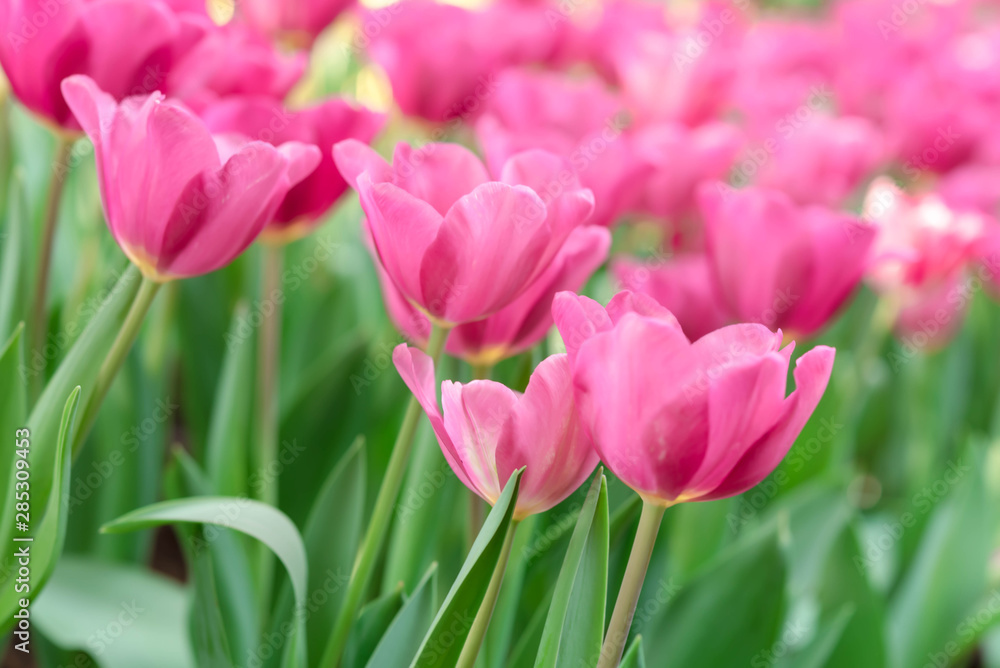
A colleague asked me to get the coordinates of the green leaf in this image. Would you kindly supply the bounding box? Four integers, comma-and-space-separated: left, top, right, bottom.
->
101, 496, 309, 621
365, 564, 439, 668
644, 530, 787, 667
32, 556, 194, 668
0, 386, 80, 630
408, 468, 524, 668
0, 325, 27, 542
206, 301, 254, 497
775, 605, 855, 668
273, 436, 365, 666
23, 264, 141, 518
170, 448, 259, 668
620, 635, 646, 668
534, 470, 609, 668
887, 453, 991, 668
343, 585, 404, 668
0, 171, 29, 342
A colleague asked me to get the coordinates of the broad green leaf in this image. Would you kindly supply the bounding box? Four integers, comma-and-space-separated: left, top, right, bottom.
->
0, 386, 81, 630
0, 171, 29, 342
206, 301, 254, 497
775, 605, 855, 668
19, 263, 141, 526
171, 449, 259, 668
620, 635, 646, 668
888, 452, 991, 668
0, 325, 26, 544
644, 530, 787, 666
535, 471, 609, 668
343, 585, 404, 668
32, 556, 194, 668
365, 564, 439, 668
273, 436, 365, 667
408, 468, 523, 668
102, 497, 308, 643
817, 527, 886, 667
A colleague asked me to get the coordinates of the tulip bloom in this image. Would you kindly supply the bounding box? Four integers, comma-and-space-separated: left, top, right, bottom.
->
754, 115, 884, 209
333, 142, 594, 325
0, 0, 205, 130
239, 0, 355, 48
613, 254, 732, 341
381, 225, 611, 365
200, 96, 384, 242
393, 345, 598, 519
864, 178, 993, 346
167, 22, 306, 112
698, 183, 876, 338
476, 68, 643, 228
553, 290, 835, 505
62, 76, 320, 281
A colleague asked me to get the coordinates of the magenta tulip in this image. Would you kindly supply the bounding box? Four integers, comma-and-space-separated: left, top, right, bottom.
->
200, 95, 384, 242
62, 75, 320, 281
614, 254, 732, 341
698, 183, 876, 337
333, 142, 594, 325
167, 22, 306, 112
238, 0, 355, 48
393, 345, 598, 519
476, 68, 642, 227
553, 290, 835, 505
0, 0, 205, 130
381, 225, 611, 365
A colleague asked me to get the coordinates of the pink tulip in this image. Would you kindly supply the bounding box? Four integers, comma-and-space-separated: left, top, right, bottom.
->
381, 225, 611, 365
698, 183, 876, 338
62, 76, 320, 281
476, 69, 643, 227
631, 121, 743, 225
553, 290, 835, 505
363, 0, 555, 123
238, 0, 355, 48
613, 254, 731, 341
938, 164, 1000, 217
167, 22, 306, 112
754, 115, 884, 208
333, 142, 594, 325
199, 95, 384, 242
863, 178, 993, 345
0, 0, 205, 130
394, 345, 598, 519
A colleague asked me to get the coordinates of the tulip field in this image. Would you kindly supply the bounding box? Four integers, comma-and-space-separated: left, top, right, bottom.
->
2, 0, 1000, 667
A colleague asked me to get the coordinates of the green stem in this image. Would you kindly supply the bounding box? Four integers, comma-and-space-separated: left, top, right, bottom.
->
320, 323, 449, 668
598, 500, 666, 668
255, 243, 284, 611
75, 276, 161, 454
256, 244, 283, 506
30, 136, 73, 396
456, 519, 518, 668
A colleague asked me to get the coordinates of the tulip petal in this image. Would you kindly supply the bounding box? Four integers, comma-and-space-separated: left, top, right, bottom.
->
552, 291, 613, 365
391, 345, 476, 491
606, 290, 684, 331
421, 182, 549, 323
358, 175, 443, 306
333, 138, 393, 190
392, 142, 490, 215
685, 352, 791, 495
698, 345, 836, 500
441, 379, 519, 503
495, 354, 598, 516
